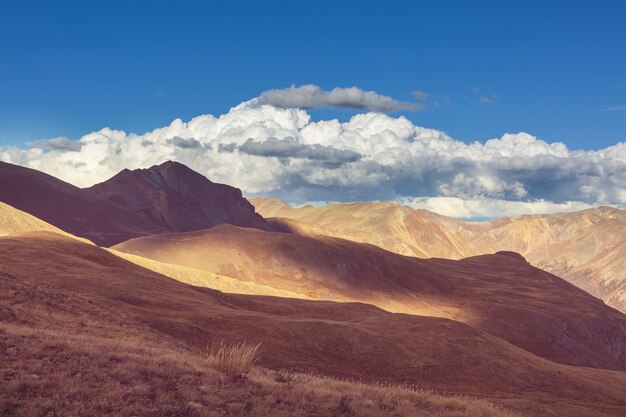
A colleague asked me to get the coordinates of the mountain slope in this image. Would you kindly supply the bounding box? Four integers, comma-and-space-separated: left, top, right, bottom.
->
3, 231, 626, 416
251, 199, 472, 259
0, 196, 300, 300
87, 161, 273, 232
461, 207, 626, 311
113, 225, 626, 371
251, 198, 626, 312
0, 201, 71, 238
0, 161, 164, 246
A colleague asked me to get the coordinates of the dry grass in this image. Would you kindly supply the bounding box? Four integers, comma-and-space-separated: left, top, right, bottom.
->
206, 341, 261, 377
0, 322, 520, 417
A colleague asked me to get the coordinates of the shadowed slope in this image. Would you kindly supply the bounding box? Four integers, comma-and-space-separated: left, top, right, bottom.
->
2, 232, 626, 416
86, 161, 273, 232
114, 225, 626, 371
0, 161, 164, 246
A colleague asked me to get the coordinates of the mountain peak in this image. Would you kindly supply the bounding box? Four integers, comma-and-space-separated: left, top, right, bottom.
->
151, 160, 194, 173
86, 162, 273, 233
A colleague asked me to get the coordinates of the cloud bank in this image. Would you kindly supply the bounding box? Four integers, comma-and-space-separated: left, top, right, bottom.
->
257, 85, 421, 112
2, 95, 625, 219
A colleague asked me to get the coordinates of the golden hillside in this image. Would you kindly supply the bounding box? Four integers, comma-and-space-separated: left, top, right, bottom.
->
251, 199, 472, 259
251, 199, 626, 312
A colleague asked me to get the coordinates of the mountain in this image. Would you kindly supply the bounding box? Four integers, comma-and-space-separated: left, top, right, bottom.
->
0, 161, 164, 246
113, 224, 626, 372
252, 199, 472, 259
0, 161, 274, 247
251, 198, 626, 313
3, 231, 626, 416
86, 161, 273, 233
461, 207, 626, 312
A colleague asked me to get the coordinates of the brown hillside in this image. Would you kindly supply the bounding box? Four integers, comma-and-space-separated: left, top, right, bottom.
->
3, 232, 626, 416
113, 225, 626, 371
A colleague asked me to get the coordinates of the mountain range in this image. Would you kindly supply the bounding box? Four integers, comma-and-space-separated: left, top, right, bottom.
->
2, 160, 626, 416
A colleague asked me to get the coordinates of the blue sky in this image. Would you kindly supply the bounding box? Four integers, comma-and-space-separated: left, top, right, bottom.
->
1, 0, 625, 150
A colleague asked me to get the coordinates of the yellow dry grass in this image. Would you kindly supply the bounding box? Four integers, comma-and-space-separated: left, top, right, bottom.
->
206, 341, 261, 376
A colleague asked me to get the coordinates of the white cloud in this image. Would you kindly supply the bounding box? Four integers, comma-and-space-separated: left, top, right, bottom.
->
402, 197, 594, 219
1, 94, 624, 218
27, 137, 82, 152
257, 84, 421, 112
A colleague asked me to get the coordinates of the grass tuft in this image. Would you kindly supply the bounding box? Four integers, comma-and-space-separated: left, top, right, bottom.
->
206, 340, 261, 377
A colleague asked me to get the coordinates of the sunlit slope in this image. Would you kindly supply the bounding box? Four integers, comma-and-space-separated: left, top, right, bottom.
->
110, 249, 309, 299
114, 224, 626, 371
251, 199, 472, 259
252, 198, 626, 313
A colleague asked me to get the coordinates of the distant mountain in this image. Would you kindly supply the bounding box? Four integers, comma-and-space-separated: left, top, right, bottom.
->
251, 199, 472, 259
86, 161, 273, 233
460, 207, 626, 310
114, 224, 626, 372
0, 161, 164, 246
252, 198, 626, 313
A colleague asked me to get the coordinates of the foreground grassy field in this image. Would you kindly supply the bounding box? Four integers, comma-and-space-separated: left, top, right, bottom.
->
1, 323, 517, 417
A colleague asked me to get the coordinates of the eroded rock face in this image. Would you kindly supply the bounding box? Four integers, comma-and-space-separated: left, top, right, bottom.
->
86, 161, 273, 233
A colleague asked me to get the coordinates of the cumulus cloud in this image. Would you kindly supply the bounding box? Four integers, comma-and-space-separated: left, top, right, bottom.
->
257, 84, 421, 112
1, 95, 624, 219
27, 137, 82, 152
